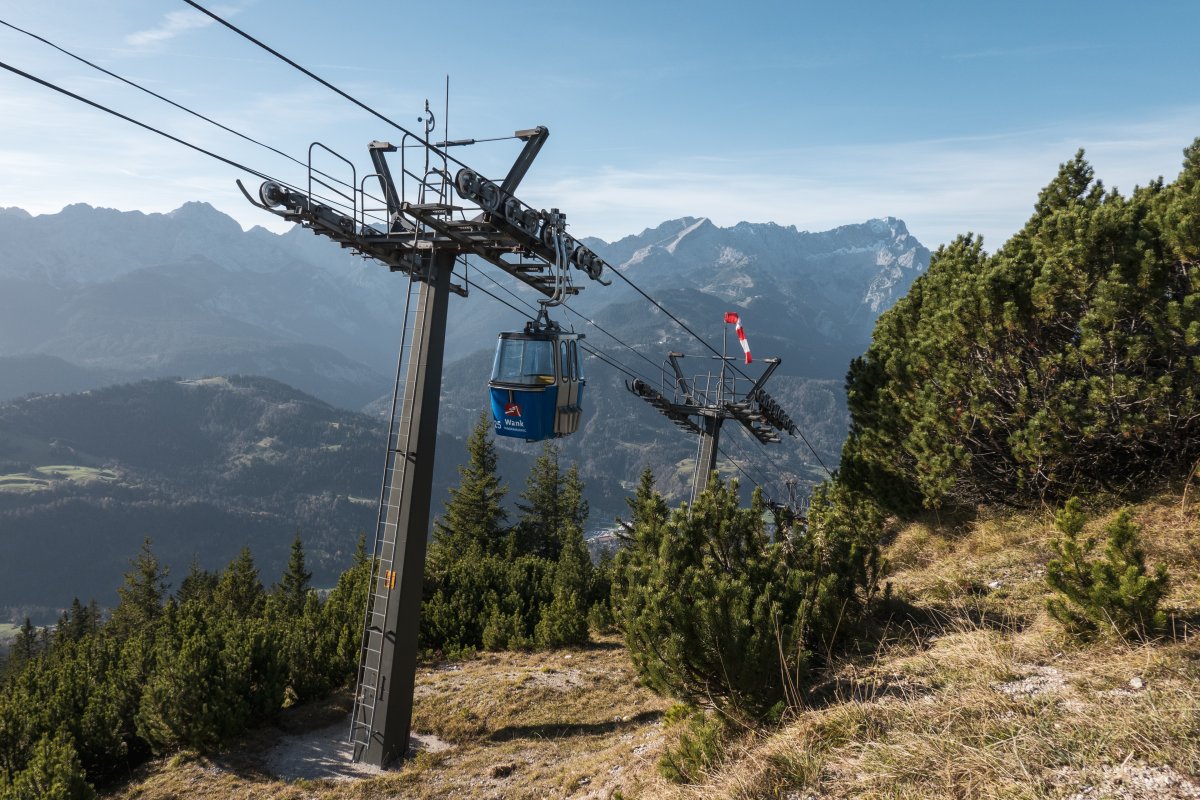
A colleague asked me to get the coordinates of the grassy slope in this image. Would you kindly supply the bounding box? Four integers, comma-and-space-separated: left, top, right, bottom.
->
659, 493, 1200, 799
103, 494, 1199, 799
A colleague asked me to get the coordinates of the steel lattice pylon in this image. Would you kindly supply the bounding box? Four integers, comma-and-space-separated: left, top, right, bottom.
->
626, 339, 796, 505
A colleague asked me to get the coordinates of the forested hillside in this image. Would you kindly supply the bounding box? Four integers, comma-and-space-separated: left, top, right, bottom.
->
0, 377, 528, 617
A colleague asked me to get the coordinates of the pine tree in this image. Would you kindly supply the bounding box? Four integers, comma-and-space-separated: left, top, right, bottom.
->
273, 535, 312, 619
842, 141, 1200, 509
268, 536, 322, 702
535, 515, 591, 649
278, 592, 330, 702
7, 619, 38, 676
627, 467, 668, 530
5, 733, 95, 800
319, 535, 371, 685
422, 552, 504, 652
560, 463, 589, 538
1047, 499, 1170, 640
213, 547, 265, 620
136, 599, 233, 752
176, 558, 217, 606
429, 413, 508, 565
109, 538, 168, 640
514, 441, 563, 559
613, 476, 880, 722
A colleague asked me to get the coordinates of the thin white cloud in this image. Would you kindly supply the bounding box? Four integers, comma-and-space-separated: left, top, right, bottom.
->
125, 7, 229, 49
947, 43, 1102, 61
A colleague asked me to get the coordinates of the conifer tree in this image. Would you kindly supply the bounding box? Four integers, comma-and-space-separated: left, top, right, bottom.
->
560, 463, 589, 540
213, 547, 265, 620
627, 467, 668, 530
5, 732, 94, 800
137, 600, 229, 751
176, 558, 217, 606
1047, 499, 1170, 640
614, 478, 784, 720
535, 510, 591, 649
514, 442, 564, 559
109, 538, 168, 640
6, 619, 38, 676
273, 535, 312, 619
586, 548, 617, 632
429, 413, 508, 565
279, 591, 330, 702
843, 141, 1200, 509
613, 476, 879, 722
319, 535, 371, 684
55, 599, 98, 646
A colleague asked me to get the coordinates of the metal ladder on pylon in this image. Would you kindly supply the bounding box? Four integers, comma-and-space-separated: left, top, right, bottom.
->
348, 270, 423, 756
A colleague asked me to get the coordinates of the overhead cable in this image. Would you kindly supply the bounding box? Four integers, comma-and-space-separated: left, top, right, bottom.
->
466, 259, 663, 381
0, 58, 274, 182
0, 18, 339, 187
458, 271, 769, 496
177, 2, 828, 479
179, 0, 474, 173
459, 267, 654, 385
0, 58, 381, 225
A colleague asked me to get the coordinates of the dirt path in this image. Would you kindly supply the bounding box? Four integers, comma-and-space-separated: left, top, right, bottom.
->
263, 716, 452, 782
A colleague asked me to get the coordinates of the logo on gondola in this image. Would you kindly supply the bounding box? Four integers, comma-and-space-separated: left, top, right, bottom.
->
504, 403, 521, 417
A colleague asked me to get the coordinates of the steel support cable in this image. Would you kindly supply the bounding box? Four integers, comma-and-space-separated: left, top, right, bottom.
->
180, 0, 475, 174
0, 58, 383, 227
0, 17, 383, 208
607, 266, 834, 479
468, 265, 657, 385
0, 58, 276, 181
727, 414, 794, 497
456, 267, 652, 383
180, 0, 815, 484
578, 341, 647, 382
557, 299, 666, 377
721, 434, 784, 502
175, 2, 824, 483
713, 440, 770, 499
463, 257, 663, 380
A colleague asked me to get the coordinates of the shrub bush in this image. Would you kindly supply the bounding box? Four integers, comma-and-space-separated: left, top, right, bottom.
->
1046, 498, 1170, 640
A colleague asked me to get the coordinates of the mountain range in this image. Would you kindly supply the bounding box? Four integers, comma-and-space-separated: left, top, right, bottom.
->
0, 202, 927, 398
0, 202, 929, 614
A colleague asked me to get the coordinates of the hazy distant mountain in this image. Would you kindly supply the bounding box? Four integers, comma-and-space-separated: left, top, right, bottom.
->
0, 355, 113, 402
0, 203, 926, 404
0, 203, 403, 407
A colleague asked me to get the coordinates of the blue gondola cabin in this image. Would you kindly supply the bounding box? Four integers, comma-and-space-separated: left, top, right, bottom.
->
489, 325, 585, 441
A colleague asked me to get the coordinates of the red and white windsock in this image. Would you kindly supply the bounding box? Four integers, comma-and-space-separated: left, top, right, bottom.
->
724, 311, 752, 364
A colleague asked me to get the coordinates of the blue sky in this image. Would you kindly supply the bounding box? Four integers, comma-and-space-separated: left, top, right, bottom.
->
1, 0, 1197, 250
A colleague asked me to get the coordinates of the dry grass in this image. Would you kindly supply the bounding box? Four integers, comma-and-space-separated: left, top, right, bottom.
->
104, 637, 670, 800
103, 493, 1200, 799
654, 492, 1200, 800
